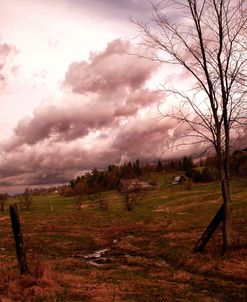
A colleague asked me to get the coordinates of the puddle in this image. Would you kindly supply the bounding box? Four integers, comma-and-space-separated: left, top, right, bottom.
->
87, 260, 104, 267
74, 245, 174, 270
74, 239, 172, 269
83, 248, 112, 266
84, 248, 110, 261
84, 248, 110, 260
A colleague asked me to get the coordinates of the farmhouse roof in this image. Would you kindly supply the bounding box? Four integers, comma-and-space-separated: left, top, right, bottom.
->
118, 179, 153, 193
172, 175, 188, 185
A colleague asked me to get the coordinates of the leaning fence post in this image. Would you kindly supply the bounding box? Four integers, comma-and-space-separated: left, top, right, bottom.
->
9, 204, 28, 274
194, 204, 224, 252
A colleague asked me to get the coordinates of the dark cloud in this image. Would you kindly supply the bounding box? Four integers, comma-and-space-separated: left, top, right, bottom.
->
0, 39, 168, 192
0, 117, 175, 192
2, 39, 161, 151
65, 39, 158, 94
1, 101, 113, 151
0, 111, 199, 194
0, 141, 121, 192
112, 118, 175, 160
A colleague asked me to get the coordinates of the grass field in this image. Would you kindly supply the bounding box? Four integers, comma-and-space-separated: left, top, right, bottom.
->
1, 173, 247, 301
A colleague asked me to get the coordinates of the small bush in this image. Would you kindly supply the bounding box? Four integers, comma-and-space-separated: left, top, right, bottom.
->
19, 188, 33, 211
97, 193, 108, 211
184, 179, 192, 190
88, 192, 108, 210
74, 195, 83, 210
191, 169, 203, 182
123, 192, 137, 211
149, 178, 158, 186
201, 167, 217, 182
186, 167, 217, 183
0, 193, 8, 211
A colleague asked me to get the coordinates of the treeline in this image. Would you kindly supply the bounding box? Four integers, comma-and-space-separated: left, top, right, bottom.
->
62, 156, 220, 197
230, 149, 247, 177
62, 156, 224, 197
166, 156, 218, 183
26, 187, 59, 196
62, 160, 164, 197
1, 149, 245, 199
178, 149, 247, 182
31, 150, 247, 198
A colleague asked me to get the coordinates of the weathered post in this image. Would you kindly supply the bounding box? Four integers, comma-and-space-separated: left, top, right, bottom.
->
194, 204, 224, 252
9, 204, 28, 274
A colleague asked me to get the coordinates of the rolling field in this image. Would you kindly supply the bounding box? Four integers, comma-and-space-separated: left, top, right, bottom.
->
1, 173, 247, 301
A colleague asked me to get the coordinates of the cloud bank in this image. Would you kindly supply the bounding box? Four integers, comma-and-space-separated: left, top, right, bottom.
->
0, 39, 175, 193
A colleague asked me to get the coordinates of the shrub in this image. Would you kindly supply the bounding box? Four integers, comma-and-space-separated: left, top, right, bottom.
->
0, 193, 8, 211
123, 192, 136, 211
186, 167, 217, 183
74, 195, 83, 210
97, 193, 108, 211
19, 188, 33, 211
201, 167, 217, 182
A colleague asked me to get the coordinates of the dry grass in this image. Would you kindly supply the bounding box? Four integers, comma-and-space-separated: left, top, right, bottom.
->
0, 177, 247, 301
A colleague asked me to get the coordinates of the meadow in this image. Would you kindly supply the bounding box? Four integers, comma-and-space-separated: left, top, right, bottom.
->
0, 173, 247, 301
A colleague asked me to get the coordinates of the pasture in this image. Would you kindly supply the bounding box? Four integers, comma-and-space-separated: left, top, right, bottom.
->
0, 173, 247, 301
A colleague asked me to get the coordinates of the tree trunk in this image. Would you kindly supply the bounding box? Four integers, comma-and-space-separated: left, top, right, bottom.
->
215, 130, 231, 252
221, 176, 231, 252
222, 124, 231, 252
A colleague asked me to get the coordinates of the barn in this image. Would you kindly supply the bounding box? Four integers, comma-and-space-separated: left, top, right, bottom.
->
118, 179, 153, 193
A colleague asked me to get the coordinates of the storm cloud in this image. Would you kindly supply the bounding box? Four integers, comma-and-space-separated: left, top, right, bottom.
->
0, 116, 176, 193
65, 39, 157, 94
0, 39, 176, 192
3, 39, 162, 150
2, 100, 112, 150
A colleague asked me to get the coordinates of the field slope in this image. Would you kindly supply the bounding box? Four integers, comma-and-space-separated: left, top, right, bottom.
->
1, 174, 247, 301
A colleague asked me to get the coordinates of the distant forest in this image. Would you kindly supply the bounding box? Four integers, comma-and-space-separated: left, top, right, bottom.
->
17, 149, 247, 197
60, 149, 247, 197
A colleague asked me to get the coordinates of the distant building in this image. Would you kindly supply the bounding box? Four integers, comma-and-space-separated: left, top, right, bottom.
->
118, 179, 153, 193
172, 175, 188, 185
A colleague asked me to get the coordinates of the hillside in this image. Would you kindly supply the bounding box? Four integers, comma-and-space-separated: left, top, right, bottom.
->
0, 173, 247, 301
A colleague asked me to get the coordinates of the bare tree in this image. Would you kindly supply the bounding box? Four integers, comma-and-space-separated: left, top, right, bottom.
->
19, 188, 33, 211
0, 193, 8, 211
134, 0, 247, 251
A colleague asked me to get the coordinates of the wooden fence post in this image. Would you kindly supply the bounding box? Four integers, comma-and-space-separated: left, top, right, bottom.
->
194, 204, 224, 252
9, 204, 28, 274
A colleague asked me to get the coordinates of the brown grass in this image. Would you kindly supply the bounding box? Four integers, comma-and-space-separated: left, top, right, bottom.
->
1, 179, 247, 301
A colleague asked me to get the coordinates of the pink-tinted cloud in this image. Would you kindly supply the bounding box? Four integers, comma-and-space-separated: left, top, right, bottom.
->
0, 110, 202, 194
2, 39, 162, 151
2, 101, 113, 150
0, 43, 18, 87
64, 39, 158, 94
0, 117, 175, 192
112, 118, 175, 160
0, 39, 171, 192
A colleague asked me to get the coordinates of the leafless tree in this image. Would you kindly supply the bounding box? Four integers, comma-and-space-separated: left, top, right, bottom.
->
19, 188, 33, 211
134, 0, 247, 251
0, 193, 8, 211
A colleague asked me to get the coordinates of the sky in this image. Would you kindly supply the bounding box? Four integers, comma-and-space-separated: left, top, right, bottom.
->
0, 0, 192, 194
